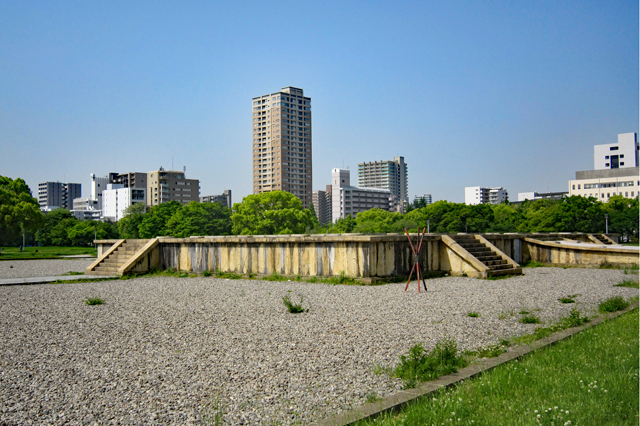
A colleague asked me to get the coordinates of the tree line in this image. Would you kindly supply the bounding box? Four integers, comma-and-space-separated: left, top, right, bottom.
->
1, 175, 638, 246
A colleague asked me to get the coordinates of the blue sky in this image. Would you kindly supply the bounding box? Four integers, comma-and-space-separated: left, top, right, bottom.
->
1, 0, 637, 204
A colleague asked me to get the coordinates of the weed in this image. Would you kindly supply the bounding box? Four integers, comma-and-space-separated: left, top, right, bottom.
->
464, 340, 510, 359
9, 265, 12, 268
372, 364, 392, 376
202, 270, 212, 277
365, 390, 382, 404
305, 276, 319, 283
467, 312, 480, 318
247, 273, 256, 279
519, 310, 529, 315
521, 314, 541, 324
179, 272, 189, 278
558, 294, 580, 304
599, 262, 616, 269
265, 272, 289, 281
84, 297, 104, 305
325, 271, 357, 285
561, 308, 590, 328
203, 392, 225, 426
599, 296, 629, 313
63, 271, 84, 276
295, 274, 302, 281
614, 280, 639, 289
522, 260, 543, 268
394, 340, 468, 388
282, 294, 308, 313
498, 310, 513, 320
215, 270, 242, 279
485, 274, 517, 280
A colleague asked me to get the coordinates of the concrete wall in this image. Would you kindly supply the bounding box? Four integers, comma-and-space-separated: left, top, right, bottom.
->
94, 232, 634, 280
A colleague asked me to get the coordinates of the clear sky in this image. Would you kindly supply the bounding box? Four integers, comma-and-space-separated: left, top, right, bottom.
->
1, 0, 637, 204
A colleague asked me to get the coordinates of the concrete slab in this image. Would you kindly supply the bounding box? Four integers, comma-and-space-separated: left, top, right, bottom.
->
0, 275, 119, 286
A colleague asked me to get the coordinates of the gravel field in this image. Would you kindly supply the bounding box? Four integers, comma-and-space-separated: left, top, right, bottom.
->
0, 259, 93, 279
0, 267, 637, 425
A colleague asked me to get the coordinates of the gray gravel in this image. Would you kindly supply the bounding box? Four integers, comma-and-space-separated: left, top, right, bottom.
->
0, 267, 637, 425
0, 259, 93, 279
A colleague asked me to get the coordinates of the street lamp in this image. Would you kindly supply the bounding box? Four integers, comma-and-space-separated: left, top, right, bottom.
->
427, 219, 430, 233
605, 214, 609, 234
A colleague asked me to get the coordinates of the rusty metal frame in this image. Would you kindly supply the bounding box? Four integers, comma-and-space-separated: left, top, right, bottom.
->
404, 228, 428, 292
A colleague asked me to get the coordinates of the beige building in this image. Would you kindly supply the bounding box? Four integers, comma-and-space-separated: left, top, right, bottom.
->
147, 167, 200, 207
252, 86, 312, 208
569, 167, 639, 201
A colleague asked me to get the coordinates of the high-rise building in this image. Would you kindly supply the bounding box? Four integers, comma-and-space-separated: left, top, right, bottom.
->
38, 182, 81, 211
357, 156, 408, 211
465, 186, 508, 205
147, 167, 200, 206
414, 194, 432, 205
201, 190, 232, 209
252, 86, 312, 208
102, 184, 147, 222
331, 168, 396, 222
312, 185, 332, 225
593, 133, 638, 170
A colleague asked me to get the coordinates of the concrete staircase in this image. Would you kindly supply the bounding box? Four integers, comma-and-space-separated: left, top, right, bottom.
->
450, 235, 522, 277
86, 239, 149, 276
589, 234, 615, 245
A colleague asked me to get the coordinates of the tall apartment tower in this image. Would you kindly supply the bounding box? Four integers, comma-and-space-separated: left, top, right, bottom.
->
357, 156, 408, 211
38, 182, 82, 211
252, 86, 312, 208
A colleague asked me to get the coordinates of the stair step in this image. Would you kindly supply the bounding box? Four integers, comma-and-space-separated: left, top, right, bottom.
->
489, 264, 513, 270
487, 267, 523, 277
484, 259, 508, 266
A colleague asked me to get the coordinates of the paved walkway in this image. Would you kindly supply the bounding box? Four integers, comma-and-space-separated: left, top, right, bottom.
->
0, 275, 119, 286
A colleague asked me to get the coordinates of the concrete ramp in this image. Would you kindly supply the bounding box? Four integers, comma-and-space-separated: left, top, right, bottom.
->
442, 234, 522, 278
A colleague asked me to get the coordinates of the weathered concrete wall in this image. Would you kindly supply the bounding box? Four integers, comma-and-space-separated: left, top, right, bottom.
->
94, 232, 634, 279
524, 238, 638, 268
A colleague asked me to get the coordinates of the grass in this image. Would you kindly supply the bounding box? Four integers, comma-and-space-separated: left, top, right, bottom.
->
355, 308, 639, 426
394, 340, 468, 389
467, 312, 480, 318
558, 294, 580, 304
214, 270, 242, 279
282, 292, 308, 313
615, 280, 639, 289
521, 314, 542, 324
62, 271, 85, 276
522, 260, 544, 268
599, 296, 629, 313
0, 246, 97, 260
84, 296, 104, 305
264, 272, 289, 281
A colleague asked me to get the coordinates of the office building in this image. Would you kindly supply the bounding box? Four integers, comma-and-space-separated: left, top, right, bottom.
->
465, 186, 508, 205
331, 168, 396, 222
38, 182, 81, 211
201, 190, 232, 209
414, 194, 432, 205
102, 184, 147, 222
109, 172, 148, 190
312, 185, 332, 225
593, 133, 638, 170
357, 156, 408, 211
569, 133, 639, 201
517, 191, 568, 202
252, 86, 312, 208
147, 167, 200, 207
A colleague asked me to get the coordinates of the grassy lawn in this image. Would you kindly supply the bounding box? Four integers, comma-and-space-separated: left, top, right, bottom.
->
0, 246, 96, 260
357, 308, 639, 426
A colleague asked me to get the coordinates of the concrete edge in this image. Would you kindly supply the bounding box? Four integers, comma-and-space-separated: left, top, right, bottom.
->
0, 275, 120, 286
525, 237, 638, 255
308, 302, 639, 426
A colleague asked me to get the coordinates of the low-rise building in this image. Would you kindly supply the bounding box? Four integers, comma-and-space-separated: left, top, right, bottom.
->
465, 186, 508, 205
201, 190, 232, 209
517, 191, 568, 202
569, 168, 639, 201
331, 168, 396, 222
147, 167, 199, 206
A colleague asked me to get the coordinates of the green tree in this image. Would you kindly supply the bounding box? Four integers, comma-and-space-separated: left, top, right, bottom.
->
138, 201, 182, 238
0, 176, 44, 245
117, 203, 146, 239
308, 201, 320, 227
328, 214, 356, 233
353, 209, 406, 233
35, 209, 78, 246
165, 201, 232, 237
604, 195, 639, 240
231, 191, 314, 235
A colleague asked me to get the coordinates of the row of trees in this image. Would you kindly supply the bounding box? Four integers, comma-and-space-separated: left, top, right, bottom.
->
1, 174, 638, 246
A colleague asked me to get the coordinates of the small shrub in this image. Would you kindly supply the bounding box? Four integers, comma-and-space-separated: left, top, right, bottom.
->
521, 314, 541, 324
561, 308, 590, 328
282, 294, 308, 313
467, 312, 480, 318
599, 296, 629, 313
84, 297, 104, 306
614, 280, 639, 289
203, 270, 212, 277
394, 340, 468, 388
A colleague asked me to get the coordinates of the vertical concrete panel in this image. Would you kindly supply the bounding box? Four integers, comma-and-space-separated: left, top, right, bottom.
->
316, 245, 323, 276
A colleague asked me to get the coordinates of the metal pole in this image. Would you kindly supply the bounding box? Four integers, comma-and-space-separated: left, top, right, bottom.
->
427, 220, 430, 233
605, 214, 609, 234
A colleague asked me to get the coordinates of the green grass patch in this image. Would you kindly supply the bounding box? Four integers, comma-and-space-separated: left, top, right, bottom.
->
522, 260, 544, 268
264, 272, 289, 281
84, 297, 104, 305
615, 280, 639, 289
521, 314, 542, 324
394, 340, 468, 389
356, 308, 639, 426
558, 294, 580, 304
202, 270, 212, 277
214, 270, 242, 279
282, 292, 308, 313
467, 312, 480, 318
599, 296, 629, 313
0, 246, 97, 260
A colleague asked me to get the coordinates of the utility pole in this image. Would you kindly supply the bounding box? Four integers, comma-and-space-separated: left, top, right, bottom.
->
605, 214, 609, 234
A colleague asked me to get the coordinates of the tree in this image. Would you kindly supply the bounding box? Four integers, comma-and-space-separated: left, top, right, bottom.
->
165, 201, 232, 237
138, 201, 183, 238
35, 209, 78, 246
231, 191, 315, 235
117, 203, 146, 239
308, 201, 319, 227
604, 195, 639, 240
328, 215, 356, 233
0, 176, 44, 245
353, 209, 405, 233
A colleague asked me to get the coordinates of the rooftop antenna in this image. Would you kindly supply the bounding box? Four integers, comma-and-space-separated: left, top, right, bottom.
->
183, 166, 186, 176
172, 156, 174, 171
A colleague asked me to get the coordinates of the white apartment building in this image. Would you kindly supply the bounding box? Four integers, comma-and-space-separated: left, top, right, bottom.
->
465, 186, 508, 205
252, 86, 312, 208
414, 194, 432, 205
357, 156, 408, 211
593, 133, 638, 170
102, 184, 147, 222
331, 168, 396, 222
